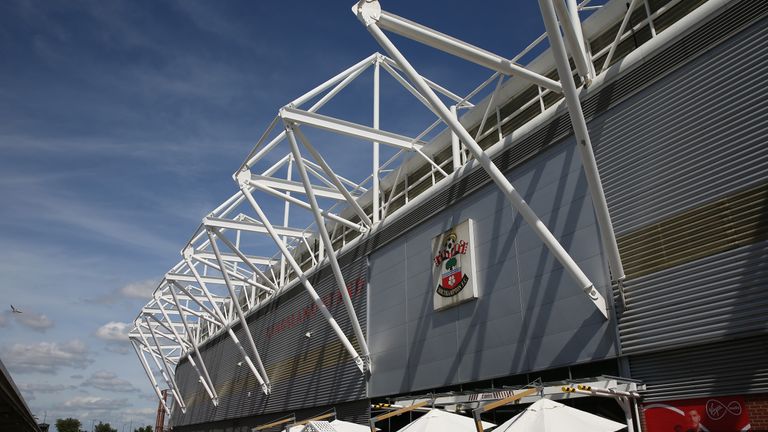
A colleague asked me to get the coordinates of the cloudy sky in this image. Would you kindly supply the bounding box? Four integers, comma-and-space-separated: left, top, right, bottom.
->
0, 1, 549, 430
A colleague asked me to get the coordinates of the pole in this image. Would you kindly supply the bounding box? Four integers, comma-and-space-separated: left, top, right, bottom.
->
285, 124, 371, 370
539, 0, 625, 283
373, 58, 381, 223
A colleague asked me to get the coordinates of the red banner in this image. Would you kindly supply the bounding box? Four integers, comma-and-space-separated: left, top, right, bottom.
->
644, 396, 751, 432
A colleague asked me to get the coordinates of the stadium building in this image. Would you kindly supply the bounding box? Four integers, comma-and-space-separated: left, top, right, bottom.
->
129, 0, 768, 431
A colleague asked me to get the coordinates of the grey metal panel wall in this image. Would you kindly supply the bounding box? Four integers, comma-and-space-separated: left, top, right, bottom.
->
171, 258, 368, 427
618, 241, 768, 354
629, 335, 768, 401
590, 8, 768, 354
592, 13, 768, 236
172, 399, 371, 432
368, 139, 618, 397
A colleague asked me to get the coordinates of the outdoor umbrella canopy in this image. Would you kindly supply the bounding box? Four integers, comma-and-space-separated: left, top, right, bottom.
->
287, 419, 374, 432
493, 398, 626, 432
328, 419, 375, 432
395, 409, 495, 432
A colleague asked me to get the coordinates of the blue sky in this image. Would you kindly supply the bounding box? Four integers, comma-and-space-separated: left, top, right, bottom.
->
0, 1, 547, 430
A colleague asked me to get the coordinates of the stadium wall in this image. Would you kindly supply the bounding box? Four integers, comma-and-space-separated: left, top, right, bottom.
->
169, 0, 768, 429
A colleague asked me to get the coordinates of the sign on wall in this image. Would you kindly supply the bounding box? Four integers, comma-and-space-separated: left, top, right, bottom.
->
644, 396, 751, 432
432, 219, 479, 311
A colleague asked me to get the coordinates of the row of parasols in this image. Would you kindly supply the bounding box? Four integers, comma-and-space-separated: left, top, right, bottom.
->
287, 398, 627, 432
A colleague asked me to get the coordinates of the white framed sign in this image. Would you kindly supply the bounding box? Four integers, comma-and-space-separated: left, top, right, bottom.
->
432, 218, 479, 311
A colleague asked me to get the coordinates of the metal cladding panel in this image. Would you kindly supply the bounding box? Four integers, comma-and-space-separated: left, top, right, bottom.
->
368, 139, 618, 397
629, 335, 768, 401
589, 4, 768, 356
592, 13, 768, 237
171, 258, 368, 427
171, 399, 370, 432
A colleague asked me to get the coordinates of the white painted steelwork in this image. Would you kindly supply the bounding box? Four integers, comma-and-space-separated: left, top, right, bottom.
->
128, 0, 679, 413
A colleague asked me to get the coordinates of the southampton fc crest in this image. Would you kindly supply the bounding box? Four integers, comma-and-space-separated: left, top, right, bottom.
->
431, 219, 479, 310
434, 232, 469, 297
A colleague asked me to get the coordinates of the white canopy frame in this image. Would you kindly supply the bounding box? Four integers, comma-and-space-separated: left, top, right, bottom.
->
128, 0, 671, 411
352, 0, 614, 317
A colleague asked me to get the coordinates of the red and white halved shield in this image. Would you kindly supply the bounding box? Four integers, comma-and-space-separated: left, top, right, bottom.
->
441, 268, 463, 290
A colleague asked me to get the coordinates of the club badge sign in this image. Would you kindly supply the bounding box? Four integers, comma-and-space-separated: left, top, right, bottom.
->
432, 219, 479, 311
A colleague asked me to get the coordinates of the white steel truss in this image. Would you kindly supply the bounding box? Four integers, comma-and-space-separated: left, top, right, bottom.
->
127, 0, 665, 412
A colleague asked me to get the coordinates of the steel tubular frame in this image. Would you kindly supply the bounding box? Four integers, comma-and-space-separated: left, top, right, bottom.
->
284, 123, 371, 370
129, 0, 652, 412
353, 0, 610, 318
237, 181, 369, 373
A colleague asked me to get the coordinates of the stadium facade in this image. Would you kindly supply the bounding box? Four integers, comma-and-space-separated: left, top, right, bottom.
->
129, 0, 768, 431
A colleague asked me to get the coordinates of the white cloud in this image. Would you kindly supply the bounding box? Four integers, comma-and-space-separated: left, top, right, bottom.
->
59, 395, 130, 411
14, 311, 54, 332
81, 371, 138, 393
17, 382, 75, 401
124, 407, 156, 417
106, 345, 131, 355
95, 321, 131, 342
119, 279, 157, 299
1, 340, 92, 374
18, 382, 73, 392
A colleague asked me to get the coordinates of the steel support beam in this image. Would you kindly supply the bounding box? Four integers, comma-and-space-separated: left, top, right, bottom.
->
206, 228, 279, 291
143, 318, 187, 411
203, 216, 309, 238
356, 14, 609, 318
373, 59, 381, 223
131, 339, 171, 416
601, 0, 642, 72
167, 284, 219, 405
189, 253, 274, 294
170, 279, 224, 326
552, 0, 592, 82
243, 54, 378, 169
355, 2, 562, 93
166, 272, 251, 287
539, 0, 625, 284
249, 182, 365, 232
292, 127, 373, 227
156, 314, 216, 407
145, 314, 188, 347
249, 175, 349, 200
280, 107, 422, 150
206, 229, 271, 394
285, 123, 371, 371
179, 257, 275, 390
238, 184, 367, 372
192, 251, 275, 266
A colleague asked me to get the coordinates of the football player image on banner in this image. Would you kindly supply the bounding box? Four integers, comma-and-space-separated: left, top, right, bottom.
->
432, 219, 479, 311
644, 396, 751, 432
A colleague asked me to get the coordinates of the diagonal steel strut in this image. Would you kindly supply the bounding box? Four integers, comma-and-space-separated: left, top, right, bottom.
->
354, 3, 609, 319
237, 180, 369, 373
163, 285, 219, 405
284, 122, 371, 371
538, 0, 625, 284
205, 229, 271, 394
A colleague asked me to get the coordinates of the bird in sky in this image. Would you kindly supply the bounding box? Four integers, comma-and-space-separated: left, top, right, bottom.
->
10, 305, 22, 314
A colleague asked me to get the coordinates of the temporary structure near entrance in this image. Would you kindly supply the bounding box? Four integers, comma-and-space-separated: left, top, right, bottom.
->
493, 398, 625, 432
395, 409, 495, 432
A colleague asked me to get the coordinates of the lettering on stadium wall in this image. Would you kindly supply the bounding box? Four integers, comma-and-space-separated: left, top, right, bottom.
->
431, 219, 479, 311
264, 277, 366, 339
